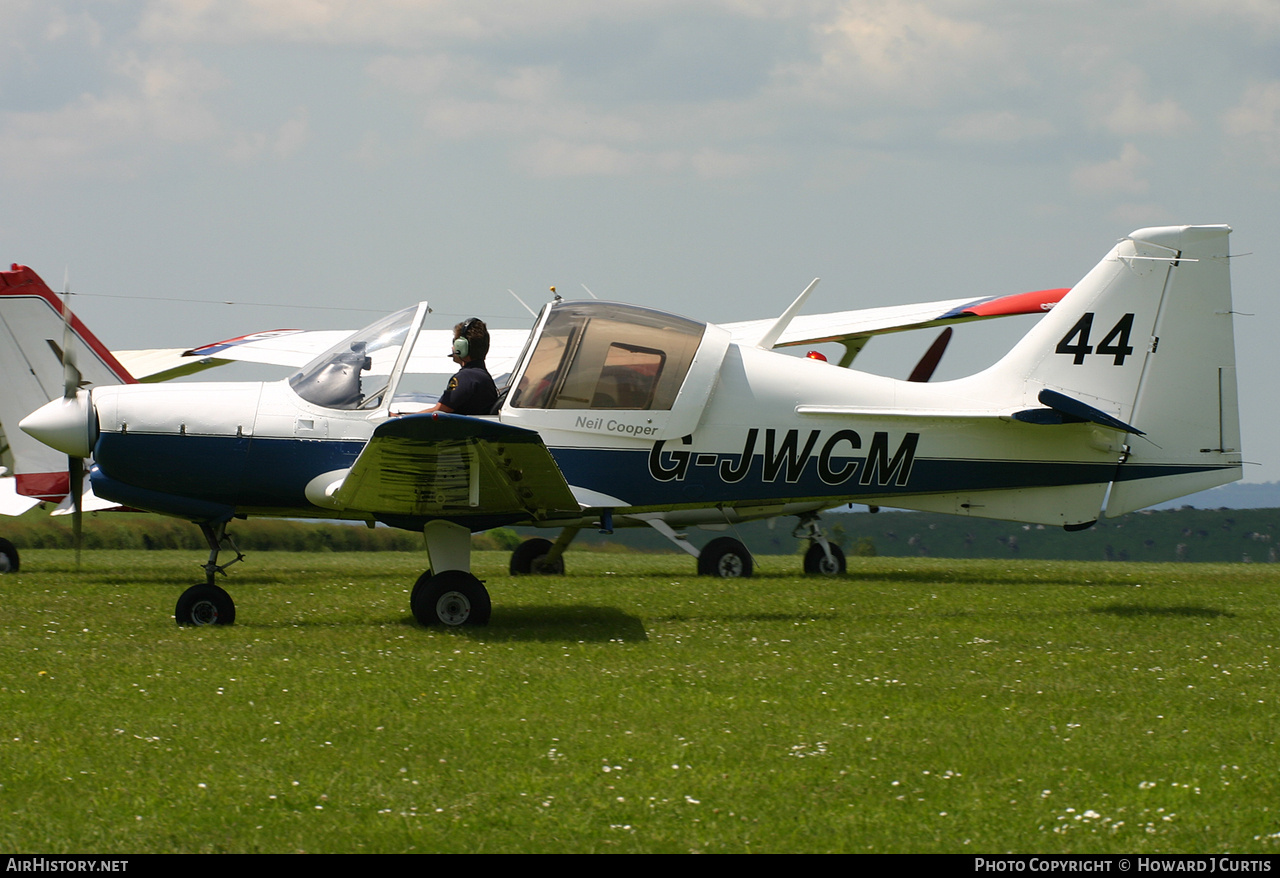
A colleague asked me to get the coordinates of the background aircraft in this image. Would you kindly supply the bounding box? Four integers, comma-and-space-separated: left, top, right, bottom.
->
13, 225, 1240, 629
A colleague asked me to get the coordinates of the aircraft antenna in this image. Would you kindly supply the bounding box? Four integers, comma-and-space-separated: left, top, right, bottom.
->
755, 278, 820, 350
508, 289, 537, 317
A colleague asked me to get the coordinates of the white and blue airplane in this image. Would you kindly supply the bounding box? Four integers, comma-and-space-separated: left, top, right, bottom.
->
9, 224, 1242, 627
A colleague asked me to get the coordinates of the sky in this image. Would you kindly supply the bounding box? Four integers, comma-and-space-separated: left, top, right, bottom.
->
2, 1, 1279, 479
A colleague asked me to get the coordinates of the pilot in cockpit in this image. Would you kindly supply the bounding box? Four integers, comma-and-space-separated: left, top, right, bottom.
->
396, 318, 498, 416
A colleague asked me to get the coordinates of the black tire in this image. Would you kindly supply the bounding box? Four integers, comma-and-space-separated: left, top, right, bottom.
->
175, 584, 236, 626
803, 542, 847, 575
697, 537, 753, 578
509, 538, 564, 575
0, 538, 19, 574
411, 570, 491, 627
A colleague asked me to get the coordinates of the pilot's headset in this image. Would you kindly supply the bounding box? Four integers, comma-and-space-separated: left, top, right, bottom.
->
452, 318, 482, 359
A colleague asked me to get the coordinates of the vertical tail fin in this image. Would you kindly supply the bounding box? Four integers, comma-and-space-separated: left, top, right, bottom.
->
983, 225, 1241, 513
0, 265, 134, 502
1100, 227, 1241, 514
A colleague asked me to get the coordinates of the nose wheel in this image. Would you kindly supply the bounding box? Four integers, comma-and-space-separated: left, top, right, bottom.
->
174, 522, 243, 626
175, 583, 236, 626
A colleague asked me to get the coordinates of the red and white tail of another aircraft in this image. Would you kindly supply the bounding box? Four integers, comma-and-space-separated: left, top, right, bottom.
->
0, 266, 137, 516
0, 261, 1066, 518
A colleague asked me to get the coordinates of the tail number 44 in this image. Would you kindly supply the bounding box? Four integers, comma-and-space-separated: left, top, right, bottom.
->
1055, 312, 1136, 365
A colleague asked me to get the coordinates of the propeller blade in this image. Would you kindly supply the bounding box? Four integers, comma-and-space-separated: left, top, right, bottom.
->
61, 271, 80, 400
70, 457, 83, 569
61, 272, 84, 568
907, 327, 953, 383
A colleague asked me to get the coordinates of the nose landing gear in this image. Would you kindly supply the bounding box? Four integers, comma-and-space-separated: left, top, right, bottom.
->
175, 522, 244, 626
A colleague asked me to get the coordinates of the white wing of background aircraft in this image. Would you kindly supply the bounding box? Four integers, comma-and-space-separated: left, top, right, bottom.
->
109, 286, 1067, 382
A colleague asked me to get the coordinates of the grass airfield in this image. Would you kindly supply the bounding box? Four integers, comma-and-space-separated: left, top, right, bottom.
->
1, 549, 1277, 854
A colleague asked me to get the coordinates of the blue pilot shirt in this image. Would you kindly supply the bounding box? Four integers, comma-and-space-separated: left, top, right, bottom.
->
439, 361, 498, 415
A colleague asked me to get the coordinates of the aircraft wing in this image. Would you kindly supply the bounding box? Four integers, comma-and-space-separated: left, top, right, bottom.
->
325, 413, 580, 523
113, 330, 351, 382
720, 287, 1068, 360
0, 472, 43, 516
114, 287, 1064, 382
114, 329, 531, 382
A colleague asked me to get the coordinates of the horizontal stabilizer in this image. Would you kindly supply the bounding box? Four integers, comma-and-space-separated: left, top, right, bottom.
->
1011, 389, 1145, 435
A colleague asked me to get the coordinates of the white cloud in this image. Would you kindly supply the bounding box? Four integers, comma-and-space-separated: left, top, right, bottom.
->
1106, 201, 1176, 229
137, 0, 687, 46
0, 51, 224, 180
365, 53, 478, 96
1160, 0, 1280, 35
228, 107, 310, 161
1070, 143, 1150, 195
939, 111, 1056, 145
1222, 80, 1280, 166
689, 147, 759, 178
116, 52, 224, 142
516, 138, 647, 178
1102, 91, 1193, 138
512, 138, 757, 179
787, 0, 1004, 107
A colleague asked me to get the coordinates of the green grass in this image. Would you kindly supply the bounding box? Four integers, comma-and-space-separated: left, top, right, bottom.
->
1, 550, 1278, 853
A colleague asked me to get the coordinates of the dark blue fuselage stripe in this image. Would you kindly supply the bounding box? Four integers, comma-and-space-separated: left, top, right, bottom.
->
92, 432, 1231, 520
549, 447, 1226, 507
94, 433, 365, 509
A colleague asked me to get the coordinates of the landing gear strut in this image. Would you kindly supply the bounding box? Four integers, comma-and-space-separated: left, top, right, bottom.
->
413, 520, 490, 627
644, 519, 753, 578
175, 521, 244, 626
509, 527, 578, 575
795, 514, 846, 576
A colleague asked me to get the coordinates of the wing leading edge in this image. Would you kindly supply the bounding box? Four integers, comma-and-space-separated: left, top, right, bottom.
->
722, 287, 1069, 365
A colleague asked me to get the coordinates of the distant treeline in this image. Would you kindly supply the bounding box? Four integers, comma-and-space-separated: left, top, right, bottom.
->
1, 512, 520, 554
545, 505, 1280, 564
5, 505, 1279, 563
834, 506, 1280, 564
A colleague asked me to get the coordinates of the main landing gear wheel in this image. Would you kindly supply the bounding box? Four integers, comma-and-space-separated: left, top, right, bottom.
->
0, 538, 19, 573
804, 542, 847, 576
697, 537, 753, 578
175, 584, 236, 626
509, 538, 565, 575
411, 570, 492, 627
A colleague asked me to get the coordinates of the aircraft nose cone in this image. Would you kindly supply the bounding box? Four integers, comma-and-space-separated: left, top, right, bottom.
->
19, 391, 98, 458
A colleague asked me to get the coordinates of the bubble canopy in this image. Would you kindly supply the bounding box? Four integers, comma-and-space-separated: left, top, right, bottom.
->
288, 304, 426, 411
